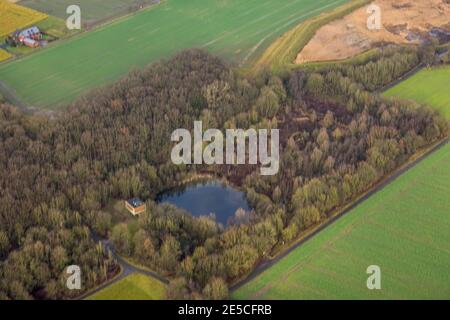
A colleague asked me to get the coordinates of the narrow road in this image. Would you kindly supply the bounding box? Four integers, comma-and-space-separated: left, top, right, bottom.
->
376, 63, 425, 93
103, 239, 168, 284
231, 135, 450, 291
78, 237, 168, 300
80, 136, 449, 297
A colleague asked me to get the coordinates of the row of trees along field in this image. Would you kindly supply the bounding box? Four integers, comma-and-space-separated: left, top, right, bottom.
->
0, 49, 447, 300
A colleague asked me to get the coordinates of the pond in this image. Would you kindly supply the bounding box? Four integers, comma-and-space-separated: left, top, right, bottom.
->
157, 181, 251, 225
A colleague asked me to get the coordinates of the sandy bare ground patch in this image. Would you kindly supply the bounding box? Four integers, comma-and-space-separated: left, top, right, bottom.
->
296, 0, 450, 64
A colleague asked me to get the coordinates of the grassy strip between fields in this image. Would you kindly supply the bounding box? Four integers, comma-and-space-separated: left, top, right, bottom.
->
87, 273, 167, 300
0, 49, 12, 62
249, 0, 371, 75
0, 0, 354, 109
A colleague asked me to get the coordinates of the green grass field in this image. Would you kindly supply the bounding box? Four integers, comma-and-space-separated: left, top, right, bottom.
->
384, 66, 450, 120
252, 0, 370, 74
0, 0, 349, 109
19, 0, 156, 24
233, 142, 450, 300
87, 273, 166, 300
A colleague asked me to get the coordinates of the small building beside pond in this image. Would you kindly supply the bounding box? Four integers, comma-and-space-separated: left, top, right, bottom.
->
125, 198, 146, 216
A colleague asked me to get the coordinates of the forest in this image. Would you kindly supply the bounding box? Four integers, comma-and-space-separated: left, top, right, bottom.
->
0, 47, 447, 299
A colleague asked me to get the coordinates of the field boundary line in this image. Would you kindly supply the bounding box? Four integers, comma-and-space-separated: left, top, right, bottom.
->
248, 0, 371, 74
0, 80, 30, 111
117, 255, 169, 285
231, 134, 450, 291
76, 265, 124, 300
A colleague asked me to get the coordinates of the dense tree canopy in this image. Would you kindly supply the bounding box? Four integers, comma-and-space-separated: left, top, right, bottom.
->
0, 49, 447, 299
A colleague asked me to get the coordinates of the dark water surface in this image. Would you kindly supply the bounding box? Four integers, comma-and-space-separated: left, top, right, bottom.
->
157, 181, 251, 225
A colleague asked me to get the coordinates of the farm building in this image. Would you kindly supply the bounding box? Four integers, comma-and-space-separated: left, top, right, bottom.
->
125, 198, 146, 216
8, 26, 42, 48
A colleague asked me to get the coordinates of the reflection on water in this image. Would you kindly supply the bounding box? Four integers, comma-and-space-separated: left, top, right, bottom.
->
157, 181, 251, 225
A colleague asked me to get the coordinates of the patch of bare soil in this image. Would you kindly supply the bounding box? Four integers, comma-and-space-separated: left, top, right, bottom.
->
296, 0, 450, 64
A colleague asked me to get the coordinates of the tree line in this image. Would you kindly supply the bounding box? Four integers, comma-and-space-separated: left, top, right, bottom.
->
0, 48, 447, 299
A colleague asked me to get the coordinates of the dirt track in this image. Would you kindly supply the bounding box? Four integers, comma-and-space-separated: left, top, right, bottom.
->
297, 0, 450, 63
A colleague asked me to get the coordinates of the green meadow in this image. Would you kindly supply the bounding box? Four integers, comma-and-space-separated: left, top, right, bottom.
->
233, 142, 450, 300
384, 66, 450, 120
87, 273, 166, 300
19, 0, 156, 24
0, 0, 349, 109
